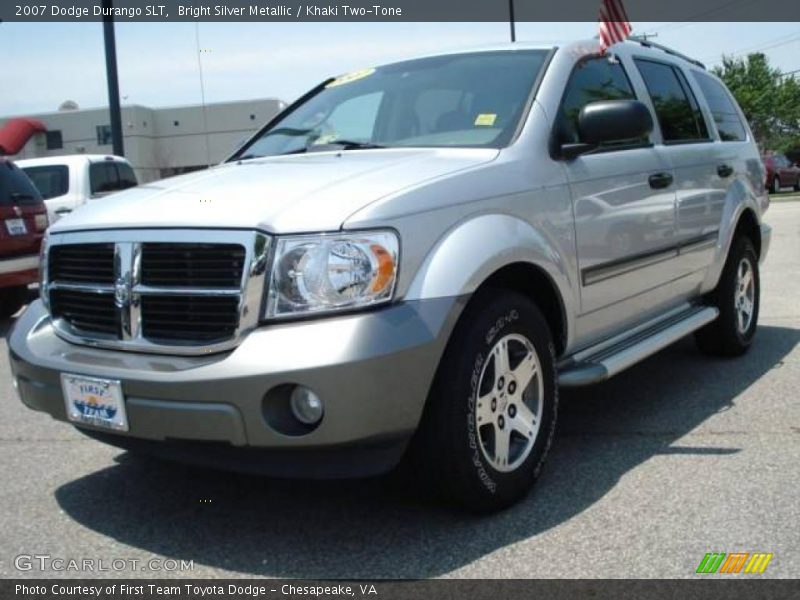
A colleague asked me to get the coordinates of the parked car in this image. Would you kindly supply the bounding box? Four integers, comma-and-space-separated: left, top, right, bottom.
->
16, 155, 138, 224
8, 39, 771, 512
0, 159, 47, 318
762, 152, 800, 193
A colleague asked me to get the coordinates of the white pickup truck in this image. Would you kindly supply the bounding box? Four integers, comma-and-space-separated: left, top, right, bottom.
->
16, 155, 138, 224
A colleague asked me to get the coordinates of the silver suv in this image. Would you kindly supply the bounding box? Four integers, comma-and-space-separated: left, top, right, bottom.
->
8, 39, 771, 512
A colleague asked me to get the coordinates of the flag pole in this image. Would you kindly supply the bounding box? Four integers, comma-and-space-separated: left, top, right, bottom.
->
509, 0, 516, 42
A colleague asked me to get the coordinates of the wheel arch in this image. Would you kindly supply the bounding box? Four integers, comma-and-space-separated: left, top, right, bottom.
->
471, 262, 568, 356
733, 207, 762, 259
405, 213, 576, 356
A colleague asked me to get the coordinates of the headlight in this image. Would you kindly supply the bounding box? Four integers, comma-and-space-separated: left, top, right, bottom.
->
265, 230, 399, 319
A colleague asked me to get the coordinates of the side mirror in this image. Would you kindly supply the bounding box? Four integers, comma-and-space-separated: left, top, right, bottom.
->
561, 100, 653, 159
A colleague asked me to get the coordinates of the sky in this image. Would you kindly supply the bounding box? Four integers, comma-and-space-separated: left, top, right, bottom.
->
1, 21, 799, 117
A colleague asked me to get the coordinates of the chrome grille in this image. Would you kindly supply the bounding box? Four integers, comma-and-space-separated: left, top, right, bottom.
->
49, 243, 115, 283
141, 295, 241, 343
44, 230, 270, 355
140, 243, 246, 288
50, 289, 118, 337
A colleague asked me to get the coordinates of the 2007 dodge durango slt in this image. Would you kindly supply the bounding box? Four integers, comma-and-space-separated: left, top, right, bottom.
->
8, 39, 771, 511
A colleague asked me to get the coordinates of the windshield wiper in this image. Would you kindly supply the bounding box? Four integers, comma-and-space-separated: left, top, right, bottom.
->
326, 140, 386, 150
275, 141, 386, 157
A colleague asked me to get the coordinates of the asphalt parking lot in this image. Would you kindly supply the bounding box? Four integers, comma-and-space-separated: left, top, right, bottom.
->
1, 201, 798, 580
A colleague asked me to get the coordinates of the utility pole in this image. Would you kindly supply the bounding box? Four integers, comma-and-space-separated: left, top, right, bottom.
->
508, 0, 516, 42
102, 0, 124, 157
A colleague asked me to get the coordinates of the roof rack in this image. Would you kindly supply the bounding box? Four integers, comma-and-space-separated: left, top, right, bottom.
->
627, 36, 706, 70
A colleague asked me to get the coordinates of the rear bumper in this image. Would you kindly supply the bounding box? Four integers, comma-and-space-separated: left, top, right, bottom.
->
760, 223, 772, 264
0, 254, 38, 287
8, 297, 464, 477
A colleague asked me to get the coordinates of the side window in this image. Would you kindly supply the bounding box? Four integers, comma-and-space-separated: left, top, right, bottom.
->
692, 71, 747, 142
556, 56, 640, 146
89, 162, 120, 195
115, 163, 138, 189
21, 165, 69, 200
634, 59, 709, 143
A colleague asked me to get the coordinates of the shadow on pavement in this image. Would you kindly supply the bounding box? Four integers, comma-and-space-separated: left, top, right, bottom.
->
54, 325, 799, 578
0, 289, 38, 340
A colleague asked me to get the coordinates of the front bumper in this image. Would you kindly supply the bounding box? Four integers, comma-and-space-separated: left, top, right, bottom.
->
8, 297, 463, 477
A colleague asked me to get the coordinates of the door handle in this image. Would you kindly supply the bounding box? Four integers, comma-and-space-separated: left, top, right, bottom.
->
717, 164, 734, 178
648, 172, 673, 189
55, 208, 72, 215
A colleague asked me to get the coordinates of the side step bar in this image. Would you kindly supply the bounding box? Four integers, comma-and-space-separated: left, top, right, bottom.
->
558, 306, 719, 387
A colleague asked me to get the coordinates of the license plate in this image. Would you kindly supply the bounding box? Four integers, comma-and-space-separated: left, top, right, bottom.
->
61, 374, 128, 432
4, 218, 27, 236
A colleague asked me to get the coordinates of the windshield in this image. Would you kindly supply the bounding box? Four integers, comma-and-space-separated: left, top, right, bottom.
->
234, 50, 549, 159
22, 164, 69, 200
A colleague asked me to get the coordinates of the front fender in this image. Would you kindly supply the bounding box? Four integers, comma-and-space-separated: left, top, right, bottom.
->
404, 213, 577, 347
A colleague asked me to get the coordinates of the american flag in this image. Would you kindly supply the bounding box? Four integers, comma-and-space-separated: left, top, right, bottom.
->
598, 0, 632, 54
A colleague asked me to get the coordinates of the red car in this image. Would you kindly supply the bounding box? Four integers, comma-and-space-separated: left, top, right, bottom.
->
763, 152, 800, 194
0, 159, 48, 318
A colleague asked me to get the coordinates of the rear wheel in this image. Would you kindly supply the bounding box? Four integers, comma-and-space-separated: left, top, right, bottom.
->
0, 285, 28, 319
695, 236, 759, 356
410, 290, 558, 513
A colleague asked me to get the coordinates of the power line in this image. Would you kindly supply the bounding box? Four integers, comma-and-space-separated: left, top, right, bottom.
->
649, 0, 755, 35
701, 32, 800, 63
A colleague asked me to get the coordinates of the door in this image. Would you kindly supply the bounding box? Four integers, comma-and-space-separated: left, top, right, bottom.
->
555, 56, 678, 315
634, 62, 736, 276
775, 154, 799, 188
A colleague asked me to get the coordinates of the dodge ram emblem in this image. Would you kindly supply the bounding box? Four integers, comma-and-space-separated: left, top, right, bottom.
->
114, 277, 130, 308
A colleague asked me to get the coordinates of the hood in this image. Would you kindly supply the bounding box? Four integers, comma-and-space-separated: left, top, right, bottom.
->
51, 148, 498, 234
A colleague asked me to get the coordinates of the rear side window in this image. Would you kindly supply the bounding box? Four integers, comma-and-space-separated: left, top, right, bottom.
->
116, 162, 138, 189
89, 162, 119, 195
634, 59, 709, 143
90, 162, 138, 194
22, 165, 69, 200
556, 56, 639, 146
693, 71, 747, 142
0, 161, 42, 206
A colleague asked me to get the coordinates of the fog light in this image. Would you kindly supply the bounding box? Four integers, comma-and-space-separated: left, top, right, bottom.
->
289, 386, 324, 425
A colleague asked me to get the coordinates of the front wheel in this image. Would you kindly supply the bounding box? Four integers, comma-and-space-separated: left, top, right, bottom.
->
695, 236, 759, 356
410, 291, 558, 512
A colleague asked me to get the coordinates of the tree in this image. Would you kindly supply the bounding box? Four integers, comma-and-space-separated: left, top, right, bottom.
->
712, 53, 800, 153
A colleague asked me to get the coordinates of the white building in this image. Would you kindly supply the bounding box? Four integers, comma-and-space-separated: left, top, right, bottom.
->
1, 98, 285, 183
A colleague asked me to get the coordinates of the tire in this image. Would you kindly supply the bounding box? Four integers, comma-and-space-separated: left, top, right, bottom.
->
793, 179, 800, 192
0, 285, 28, 319
771, 176, 781, 194
409, 290, 558, 513
695, 236, 759, 356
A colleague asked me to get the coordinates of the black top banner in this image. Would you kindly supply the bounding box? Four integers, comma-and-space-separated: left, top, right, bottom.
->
2, 0, 799, 22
